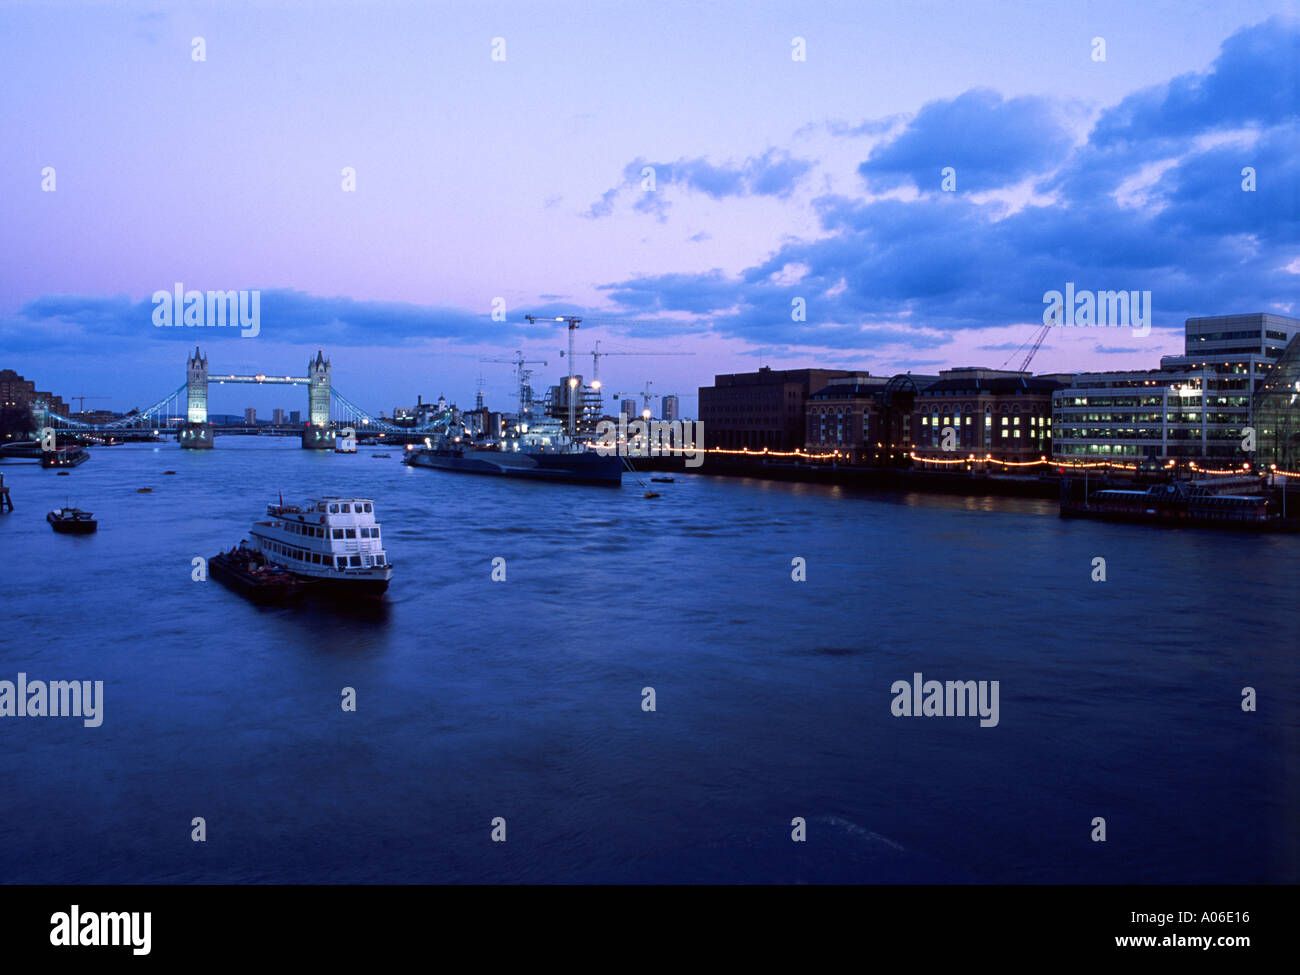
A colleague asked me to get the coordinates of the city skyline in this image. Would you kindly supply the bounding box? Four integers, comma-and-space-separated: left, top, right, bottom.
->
1, 4, 1296, 417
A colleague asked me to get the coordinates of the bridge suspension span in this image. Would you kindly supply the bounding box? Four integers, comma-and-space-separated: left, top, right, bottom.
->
28, 347, 457, 448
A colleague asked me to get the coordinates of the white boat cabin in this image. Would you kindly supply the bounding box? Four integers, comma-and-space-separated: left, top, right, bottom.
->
250, 497, 390, 577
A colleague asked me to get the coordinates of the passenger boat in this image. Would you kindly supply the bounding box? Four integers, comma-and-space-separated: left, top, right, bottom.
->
248, 497, 393, 596
47, 507, 97, 533
209, 545, 305, 604
1060, 480, 1298, 532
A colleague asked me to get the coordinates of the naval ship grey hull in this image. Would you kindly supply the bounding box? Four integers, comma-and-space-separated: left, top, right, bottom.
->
403, 446, 622, 486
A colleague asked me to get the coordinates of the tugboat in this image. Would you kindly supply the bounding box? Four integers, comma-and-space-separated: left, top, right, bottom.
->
210, 544, 305, 604
47, 507, 97, 534
247, 496, 393, 596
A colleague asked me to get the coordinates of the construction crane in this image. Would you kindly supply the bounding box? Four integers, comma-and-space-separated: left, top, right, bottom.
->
612, 382, 659, 419
1002, 308, 1059, 373
480, 350, 547, 421
69, 395, 109, 413
560, 339, 694, 397
525, 314, 692, 434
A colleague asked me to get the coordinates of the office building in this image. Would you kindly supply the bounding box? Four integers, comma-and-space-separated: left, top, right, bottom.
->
700, 367, 856, 451
1052, 313, 1300, 461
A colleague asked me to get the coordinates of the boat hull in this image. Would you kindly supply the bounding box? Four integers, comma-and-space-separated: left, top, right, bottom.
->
404, 448, 622, 485
1059, 502, 1300, 532
41, 448, 90, 468
47, 517, 97, 534
210, 551, 305, 604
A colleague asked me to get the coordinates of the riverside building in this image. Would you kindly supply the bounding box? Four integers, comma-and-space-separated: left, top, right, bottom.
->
700, 367, 856, 451
1052, 313, 1300, 463
804, 373, 938, 464
911, 368, 1067, 465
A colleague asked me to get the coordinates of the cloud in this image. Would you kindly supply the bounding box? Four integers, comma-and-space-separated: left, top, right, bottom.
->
0, 289, 521, 356
858, 88, 1075, 193
588, 18, 1300, 353
585, 149, 815, 220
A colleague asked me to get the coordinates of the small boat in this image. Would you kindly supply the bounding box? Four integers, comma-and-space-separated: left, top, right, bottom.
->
210, 545, 305, 604
643, 491, 660, 499
650, 476, 675, 483
164, 470, 177, 475
137, 487, 153, 493
47, 507, 97, 534
41, 446, 89, 468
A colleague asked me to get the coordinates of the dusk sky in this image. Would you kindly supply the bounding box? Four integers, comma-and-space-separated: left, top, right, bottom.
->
1, 1, 1296, 417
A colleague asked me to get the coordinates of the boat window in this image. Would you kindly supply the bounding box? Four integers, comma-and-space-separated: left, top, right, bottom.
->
345, 528, 356, 539
335, 557, 344, 570
375, 555, 384, 566
349, 555, 361, 567
363, 503, 371, 513
332, 528, 343, 539
329, 504, 338, 513
371, 527, 380, 538
341, 503, 351, 513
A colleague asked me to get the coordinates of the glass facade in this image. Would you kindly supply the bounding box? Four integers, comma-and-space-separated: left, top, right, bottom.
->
1252, 336, 1300, 470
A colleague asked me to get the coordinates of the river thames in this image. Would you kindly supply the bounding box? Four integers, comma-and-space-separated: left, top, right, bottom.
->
0, 438, 1295, 883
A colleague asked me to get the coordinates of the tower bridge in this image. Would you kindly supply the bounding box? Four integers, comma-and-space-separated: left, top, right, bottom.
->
33, 347, 456, 450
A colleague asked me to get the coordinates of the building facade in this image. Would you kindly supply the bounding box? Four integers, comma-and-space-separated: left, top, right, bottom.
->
701, 367, 856, 451
1052, 313, 1300, 462
911, 369, 1065, 464
0, 369, 71, 420
804, 374, 921, 463
661, 394, 680, 421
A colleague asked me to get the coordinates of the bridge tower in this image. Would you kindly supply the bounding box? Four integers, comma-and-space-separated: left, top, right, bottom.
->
303, 349, 333, 449
179, 345, 213, 449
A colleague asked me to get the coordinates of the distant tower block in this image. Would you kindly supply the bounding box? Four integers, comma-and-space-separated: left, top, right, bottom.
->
179, 346, 213, 449
303, 349, 333, 449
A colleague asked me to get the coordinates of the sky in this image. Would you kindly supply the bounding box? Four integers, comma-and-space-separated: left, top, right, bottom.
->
1, 0, 1297, 418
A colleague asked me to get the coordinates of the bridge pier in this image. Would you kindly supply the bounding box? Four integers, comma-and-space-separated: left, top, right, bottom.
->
178, 422, 214, 449
302, 425, 333, 450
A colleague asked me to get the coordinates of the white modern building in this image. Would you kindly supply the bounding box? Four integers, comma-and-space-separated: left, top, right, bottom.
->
1052, 313, 1300, 461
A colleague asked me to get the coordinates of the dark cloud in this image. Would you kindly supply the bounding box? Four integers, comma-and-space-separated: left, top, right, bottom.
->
585, 149, 815, 220
0, 289, 520, 356
858, 88, 1074, 193
590, 19, 1300, 352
